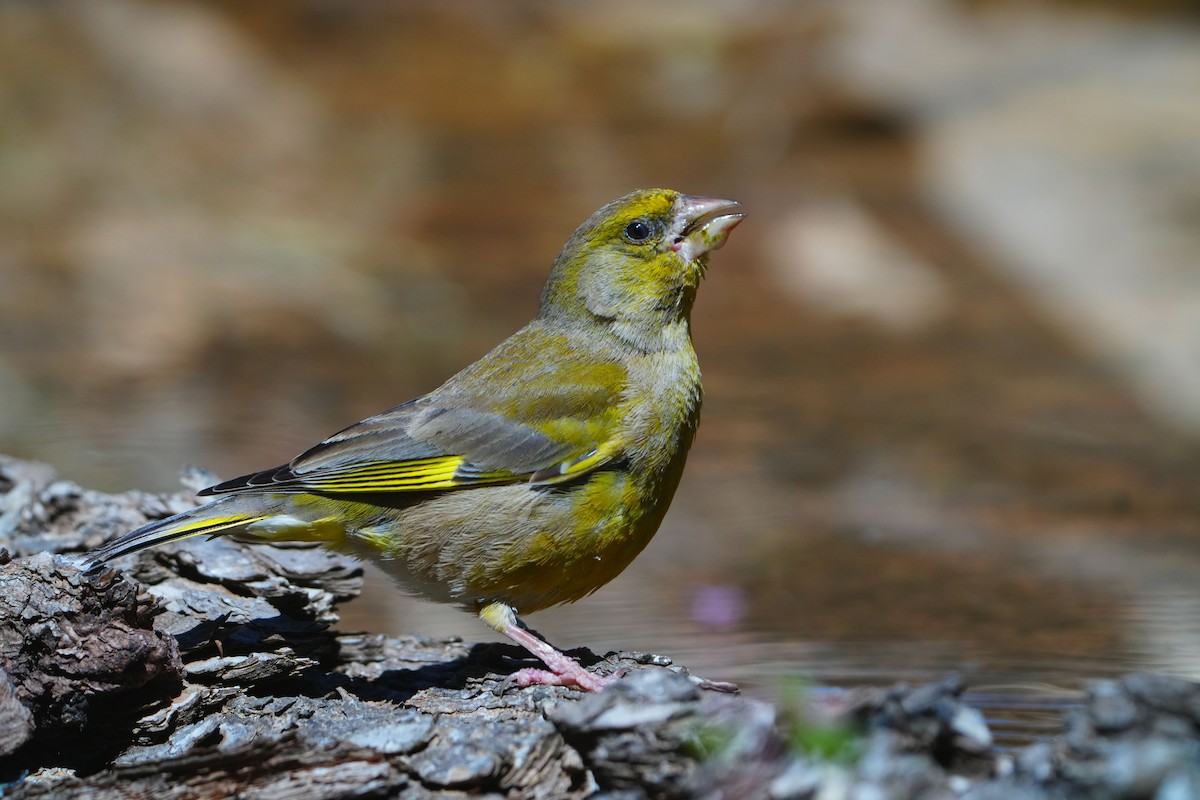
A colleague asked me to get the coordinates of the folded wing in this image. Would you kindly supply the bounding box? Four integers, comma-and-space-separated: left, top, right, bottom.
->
201, 356, 627, 497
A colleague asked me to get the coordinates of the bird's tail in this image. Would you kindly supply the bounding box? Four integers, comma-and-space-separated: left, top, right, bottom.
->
84, 503, 271, 569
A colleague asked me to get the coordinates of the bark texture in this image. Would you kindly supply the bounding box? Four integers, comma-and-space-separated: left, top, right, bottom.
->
0, 455, 1197, 799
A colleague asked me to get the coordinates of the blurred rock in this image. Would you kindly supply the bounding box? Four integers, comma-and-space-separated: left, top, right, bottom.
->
827, 0, 1200, 432
761, 196, 949, 332
0, 0, 431, 376
74, 0, 318, 152
65, 0, 390, 373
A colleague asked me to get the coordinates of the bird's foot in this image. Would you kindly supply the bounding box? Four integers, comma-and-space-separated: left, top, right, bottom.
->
501, 662, 615, 693
481, 602, 621, 693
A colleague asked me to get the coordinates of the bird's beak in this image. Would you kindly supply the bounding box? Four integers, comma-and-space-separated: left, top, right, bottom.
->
673, 196, 745, 261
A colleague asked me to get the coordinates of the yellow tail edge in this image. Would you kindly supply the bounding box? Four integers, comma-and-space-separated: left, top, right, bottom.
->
84, 509, 270, 569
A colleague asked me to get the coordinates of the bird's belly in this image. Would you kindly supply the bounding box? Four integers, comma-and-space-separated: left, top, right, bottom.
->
342, 471, 669, 615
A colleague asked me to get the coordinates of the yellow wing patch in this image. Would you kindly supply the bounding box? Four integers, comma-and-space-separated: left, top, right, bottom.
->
296, 457, 515, 493
295, 445, 619, 495
528, 444, 616, 485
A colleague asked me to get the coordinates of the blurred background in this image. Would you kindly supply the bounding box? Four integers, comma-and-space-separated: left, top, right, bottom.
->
3, 0, 1200, 737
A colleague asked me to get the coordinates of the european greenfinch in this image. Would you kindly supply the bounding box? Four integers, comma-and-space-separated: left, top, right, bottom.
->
87, 188, 744, 691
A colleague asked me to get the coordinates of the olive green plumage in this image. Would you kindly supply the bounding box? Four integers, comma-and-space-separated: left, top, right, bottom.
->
87, 188, 744, 690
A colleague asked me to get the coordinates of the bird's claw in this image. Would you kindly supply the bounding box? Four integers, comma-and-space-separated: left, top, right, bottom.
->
495, 665, 615, 695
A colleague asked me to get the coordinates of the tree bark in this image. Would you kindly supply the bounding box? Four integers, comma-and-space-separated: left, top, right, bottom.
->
0, 455, 1197, 799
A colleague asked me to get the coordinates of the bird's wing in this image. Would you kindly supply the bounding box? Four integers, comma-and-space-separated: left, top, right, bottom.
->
200, 358, 627, 497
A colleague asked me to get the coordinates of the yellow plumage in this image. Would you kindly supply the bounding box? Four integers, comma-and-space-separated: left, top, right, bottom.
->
87, 188, 744, 691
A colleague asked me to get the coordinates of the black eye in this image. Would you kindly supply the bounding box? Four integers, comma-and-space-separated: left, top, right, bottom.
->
623, 219, 653, 243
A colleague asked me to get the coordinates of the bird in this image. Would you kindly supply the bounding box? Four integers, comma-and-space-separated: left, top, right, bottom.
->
86, 188, 744, 691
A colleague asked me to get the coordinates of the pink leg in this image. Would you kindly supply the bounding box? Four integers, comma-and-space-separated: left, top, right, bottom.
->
501, 623, 615, 691
479, 602, 616, 692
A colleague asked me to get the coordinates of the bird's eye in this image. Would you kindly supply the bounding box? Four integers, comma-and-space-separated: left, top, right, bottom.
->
623, 219, 653, 243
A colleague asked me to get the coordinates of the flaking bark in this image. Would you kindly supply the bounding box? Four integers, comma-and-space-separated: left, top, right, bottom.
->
0, 454, 1197, 799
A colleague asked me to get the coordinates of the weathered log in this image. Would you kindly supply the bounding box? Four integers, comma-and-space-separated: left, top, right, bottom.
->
0, 455, 1197, 799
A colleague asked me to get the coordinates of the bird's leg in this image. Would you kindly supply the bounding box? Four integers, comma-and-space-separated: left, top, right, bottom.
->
479, 601, 614, 692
